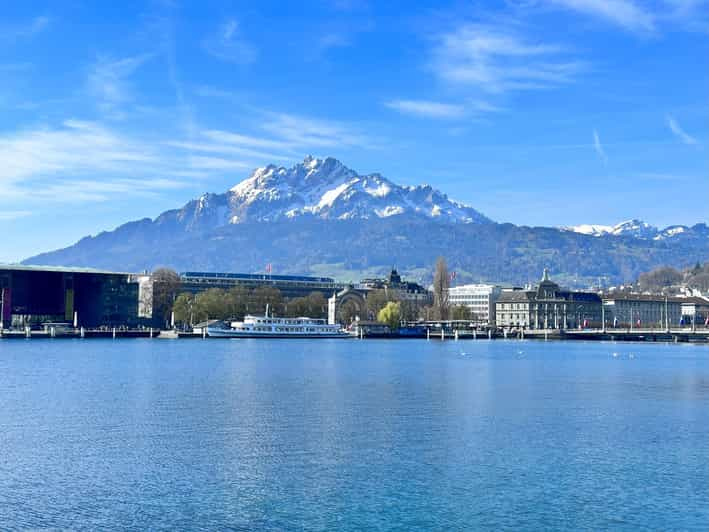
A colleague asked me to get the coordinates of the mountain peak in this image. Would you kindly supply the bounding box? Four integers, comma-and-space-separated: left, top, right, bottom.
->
302, 154, 326, 170
223, 156, 490, 225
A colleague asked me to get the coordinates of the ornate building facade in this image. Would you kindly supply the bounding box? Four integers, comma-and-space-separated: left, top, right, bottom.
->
496, 269, 602, 329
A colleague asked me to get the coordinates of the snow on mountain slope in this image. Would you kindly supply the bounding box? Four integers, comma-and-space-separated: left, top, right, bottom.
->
563, 219, 705, 240
608, 219, 658, 239
182, 155, 492, 227
565, 224, 615, 236
655, 225, 687, 239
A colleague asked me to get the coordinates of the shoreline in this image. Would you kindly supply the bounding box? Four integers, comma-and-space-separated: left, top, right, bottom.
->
1, 329, 707, 343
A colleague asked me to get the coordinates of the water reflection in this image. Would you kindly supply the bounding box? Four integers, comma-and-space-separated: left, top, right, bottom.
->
0, 339, 707, 529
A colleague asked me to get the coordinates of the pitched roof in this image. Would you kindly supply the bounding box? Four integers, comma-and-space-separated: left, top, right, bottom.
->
498, 290, 535, 302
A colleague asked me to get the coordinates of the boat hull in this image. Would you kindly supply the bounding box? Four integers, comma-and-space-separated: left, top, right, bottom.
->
207, 329, 353, 339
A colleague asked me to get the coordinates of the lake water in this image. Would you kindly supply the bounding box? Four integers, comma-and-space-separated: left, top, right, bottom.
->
0, 338, 707, 530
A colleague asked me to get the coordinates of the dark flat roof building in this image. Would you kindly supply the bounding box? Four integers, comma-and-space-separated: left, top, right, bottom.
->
0, 265, 139, 329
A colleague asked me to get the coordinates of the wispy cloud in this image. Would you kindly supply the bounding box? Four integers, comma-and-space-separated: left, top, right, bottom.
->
549, 0, 655, 32
194, 85, 244, 101
260, 112, 377, 149
635, 171, 691, 182
312, 17, 374, 57
185, 156, 254, 171
666, 114, 697, 145
0, 210, 32, 221
385, 98, 503, 119
664, 0, 709, 28
0, 120, 156, 182
203, 19, 257, 64
593, 129, 608, 164
156, 8, 197, 139
319, 32, 354, 51
0, 105, 378, 208
0, 120, 187, 203
431, 23, 583, 93
163, 110, 380, 172
22, 178, 186, 203
1, 16, 50, 41
548, 0, 709, 33
200, 130, 293, 151
88, 54, 154, 119
385, 99, 466, 119
165, 139, 289, 162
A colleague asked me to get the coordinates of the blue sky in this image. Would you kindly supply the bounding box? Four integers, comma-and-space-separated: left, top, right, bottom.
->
1, 0, 707, 262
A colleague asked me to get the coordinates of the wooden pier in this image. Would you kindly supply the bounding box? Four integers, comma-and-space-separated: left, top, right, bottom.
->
2, 327, 707, 343
517, 328, 709, 343
0, 328, 157, 340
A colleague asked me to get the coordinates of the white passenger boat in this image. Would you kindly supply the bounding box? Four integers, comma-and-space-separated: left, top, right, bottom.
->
206, 310, 351, 338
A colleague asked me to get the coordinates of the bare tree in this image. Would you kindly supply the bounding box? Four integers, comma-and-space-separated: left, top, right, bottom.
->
365, 288, 397, 318
339, 300, 361, 325
690, 272, 709, 292
637, 266, 682, 294
152, 267, 181, 327
433, 257, 450, 321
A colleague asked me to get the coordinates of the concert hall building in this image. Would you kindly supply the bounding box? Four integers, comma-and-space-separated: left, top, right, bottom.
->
0, 265, 139, 329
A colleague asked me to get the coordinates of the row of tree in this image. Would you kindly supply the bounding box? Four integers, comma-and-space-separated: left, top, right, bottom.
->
152, 257, 470, 328
636, 262, 709, 294
172, 287, 328, 326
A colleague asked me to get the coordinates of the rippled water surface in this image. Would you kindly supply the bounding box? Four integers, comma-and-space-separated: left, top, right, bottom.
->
1, 339, 707, 530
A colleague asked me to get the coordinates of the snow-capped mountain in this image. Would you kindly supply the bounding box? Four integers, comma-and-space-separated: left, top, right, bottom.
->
563, 219, 704, 240
23, 155, 708, 284
167, 156, 490, 230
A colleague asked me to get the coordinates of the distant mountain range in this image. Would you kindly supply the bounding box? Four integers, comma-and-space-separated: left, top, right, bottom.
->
24, 156, 709, 287
562, 219, 697, 240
